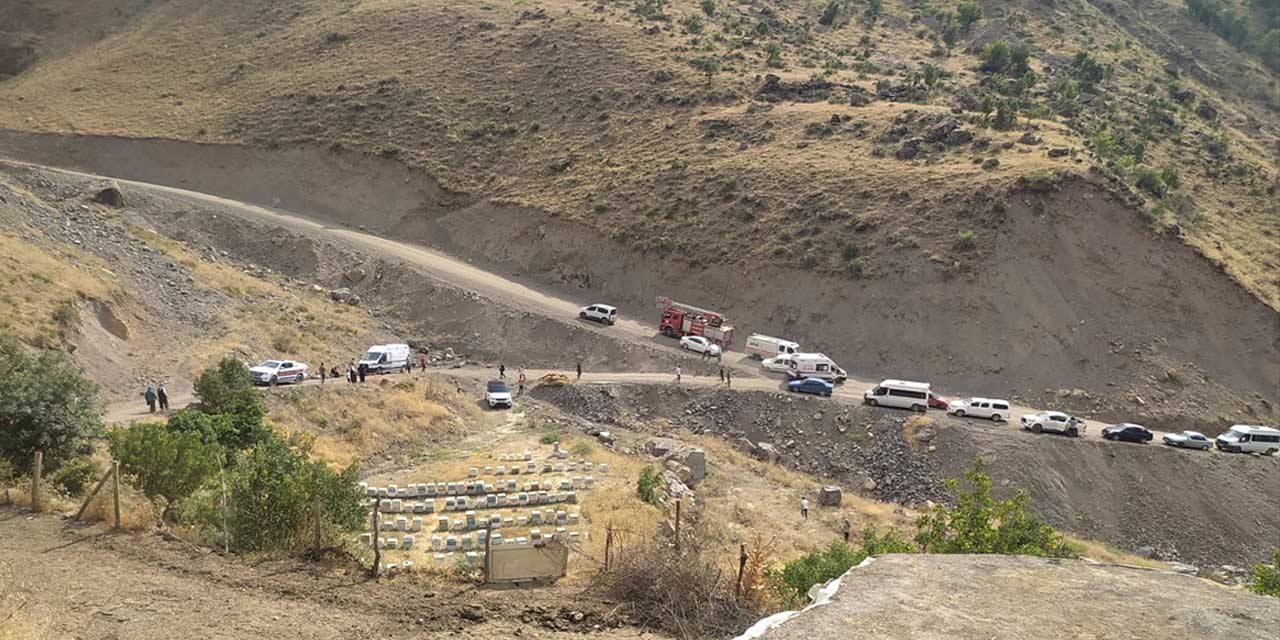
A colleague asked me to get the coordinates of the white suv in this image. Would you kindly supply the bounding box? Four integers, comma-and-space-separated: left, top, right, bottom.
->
947, 397, 1010, 421
1021, 411, 1085, 437
579, 304, 617, 325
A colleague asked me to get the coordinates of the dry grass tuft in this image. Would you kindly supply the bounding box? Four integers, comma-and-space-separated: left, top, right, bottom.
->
1067, 535, 1168, 570
0, 231, 118, 348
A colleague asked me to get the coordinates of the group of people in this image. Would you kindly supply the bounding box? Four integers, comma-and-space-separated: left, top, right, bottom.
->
141, 383, 170, 413
497, 363, 529, 396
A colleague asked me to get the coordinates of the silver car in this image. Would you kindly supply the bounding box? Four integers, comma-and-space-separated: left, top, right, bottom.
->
1161, 430, 1212, 451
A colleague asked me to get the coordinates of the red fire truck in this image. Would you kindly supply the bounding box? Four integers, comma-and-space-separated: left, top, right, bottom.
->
655, 296, 735, 347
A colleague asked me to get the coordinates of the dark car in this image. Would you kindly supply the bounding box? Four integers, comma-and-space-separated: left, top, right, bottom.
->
787, 377, 834, 397
1102, 423, 1153, 444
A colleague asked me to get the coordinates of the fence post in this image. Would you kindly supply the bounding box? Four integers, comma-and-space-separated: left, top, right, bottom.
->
604, 522, 613, 571
735, 543, 748, 601
313, 496, 323, 551
74, 465, 116, 521
111, 460, 121, 529
674, 499, 682, 553
218, 462, 230, 553
371, 496, 381, 579
30, 451, 42, 512
483, 522, 493, 583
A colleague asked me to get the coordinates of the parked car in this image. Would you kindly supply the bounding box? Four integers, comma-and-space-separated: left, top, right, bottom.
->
579, 304, 618, 325
679, 335, 721, 356
928, 393, 949, 411
1102, 423, 1153, 444
787, 377, 834, 397
359, 343, 411, 374
744, 334, 800, 360
761, 354, 795, 373
1020, 411, 1085, 437
1215, 424, 1280, 454
1162, 431, 1212, 451
485, 380, 513, 409
249, 359, 309, 385
947, 397, 1011, 421
864, 379, 931, 411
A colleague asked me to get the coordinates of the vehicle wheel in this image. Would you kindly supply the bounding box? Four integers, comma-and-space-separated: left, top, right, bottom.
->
955, 410, 966, 417
825, 391, 832, 397
911, 404, 925, 412
1067, 428, 1079, 438
1031, 424, 1042, 434
663, 328, 677, 338
990, 414, 1002, 422
1268, 448, 1278, 456
867, 399, 878, 407
579, 312, 587, 319
270, 375, 279, 386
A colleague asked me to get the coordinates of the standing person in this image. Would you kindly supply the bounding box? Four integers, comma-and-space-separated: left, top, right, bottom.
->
419, 351, 427, 371
726, 369, 732, 388
319, 362, 327, 385
348, 360, 357, 384
842, 517, 851, 543
801, 496, 810, 520
157, 383, 169, 411
576, 361, 582, 381
719, 367, 725, 384
517, 366, 525, 381
675, 364, 682, 385
358, 362, 367, 383
517, 371, 526, 397
498, 363, 506, 380
701, 347, 708, 361
142, 384, 157, 414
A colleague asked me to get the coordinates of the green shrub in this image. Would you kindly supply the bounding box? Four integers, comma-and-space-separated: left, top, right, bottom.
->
1135, 169, 1168, 198
957, 1, 983, 32
864, 0, 883, 24
841, 242, 861, 261
700, 0, 716, 16
168, 409, 268, 453
634, 0, 669, 21
0, 330, 102, 475
539, 431, 562, 445
1160, 166, 1182, 190
1071, 52, 1106, 90
980, 41, 1012, 74
202, 431, 364, 552
954, 230, 977, 250
771, 527, 912, 604
47, 457, 100, 496
681, 14, 704, 34
1251, 548, 1280, 598
765, 43, 784, 68
110, 421, 221, 518
637, 465, 663, 504
194, 357, 266, 422
571, 441, 594, 457
820, 0, 843, 26
914, 459, 1077, 558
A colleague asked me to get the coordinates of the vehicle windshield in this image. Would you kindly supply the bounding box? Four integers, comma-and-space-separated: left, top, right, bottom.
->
487, 381, 509, 393
259, 360, 282, 368
362, 350, 382, 361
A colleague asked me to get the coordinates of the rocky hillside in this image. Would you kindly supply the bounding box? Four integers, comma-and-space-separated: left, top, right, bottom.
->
0, 0, 1277, 307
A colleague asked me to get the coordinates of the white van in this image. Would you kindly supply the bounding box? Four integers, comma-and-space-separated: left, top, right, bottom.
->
787, 353, 847, 382
745, 334, 800, 360
864, 379, 931, 411
359, 343, 411, 374
1215, 424, 1280, 454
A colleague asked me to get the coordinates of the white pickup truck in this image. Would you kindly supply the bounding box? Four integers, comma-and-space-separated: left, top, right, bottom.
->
1020, 411, 1085, 437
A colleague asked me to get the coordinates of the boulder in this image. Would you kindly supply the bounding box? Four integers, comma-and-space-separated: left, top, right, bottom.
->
817, 486, 842, 506
1048, 147, 1070, 158
862, 477, 878, 492
895, 140, 921, 160
944, 129, 974, 146
648, 438, 676, 458
1017, 132, 1041, 145
682, 449, 706, 485
752, 442, 780, 463
597, 431, 616, 445
329, 288, 362, 305
664, 459, 693, 484
92, 184, 127, 208
923, 118, 958, 143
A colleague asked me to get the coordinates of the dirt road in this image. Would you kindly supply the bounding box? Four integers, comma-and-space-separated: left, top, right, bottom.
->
4, 158, 1246, 459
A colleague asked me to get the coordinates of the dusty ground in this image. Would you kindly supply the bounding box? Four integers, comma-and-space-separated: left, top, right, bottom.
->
752, 554, 1280, 640
0, 508, 667, 640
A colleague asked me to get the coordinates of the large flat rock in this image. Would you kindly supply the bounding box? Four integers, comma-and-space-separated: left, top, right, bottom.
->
751, 554, 1280, 640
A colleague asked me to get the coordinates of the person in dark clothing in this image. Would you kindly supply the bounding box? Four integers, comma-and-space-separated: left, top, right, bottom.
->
143, 384, 157, 413
719, 367, 725, 384
498, 363, 506, 380
157, 384, 169, 411
358, 363, 367, 383
319, 363, 327, 385
330, 365, 340, 380
576, 361, 582, 380
842, 517, 852, 543
726, 369, 731, 388
419, 352, 427, 371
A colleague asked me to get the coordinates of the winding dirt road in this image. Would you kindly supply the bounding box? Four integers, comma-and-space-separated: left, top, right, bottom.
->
0, 159, 1231, 456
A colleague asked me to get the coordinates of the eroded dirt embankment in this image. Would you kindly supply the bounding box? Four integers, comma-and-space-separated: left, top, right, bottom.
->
532, 382, 1280, 567
1, 131, 1276, 434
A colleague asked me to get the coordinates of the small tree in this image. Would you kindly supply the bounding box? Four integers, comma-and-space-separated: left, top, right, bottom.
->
194, 357, 266, 422
109, 422, 221, 519
0, 330, 102, 474
957, 1, 983, 32
980, 41, 1012, 74
168, 408, 268, 453
700, 0, 717, 16
864, 0, 883, 24
914, 459, 1077, 558
1251, 548, 1280, 598
820, 0, 843, 26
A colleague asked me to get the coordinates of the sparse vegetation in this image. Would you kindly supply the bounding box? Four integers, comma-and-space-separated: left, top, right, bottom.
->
770, 526, 913, 605
539, 431, 562, 445
1251, 548, 1280, 598
109, 421, 221, 519
954, 230, 977, 250
636, 464, 663, 504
